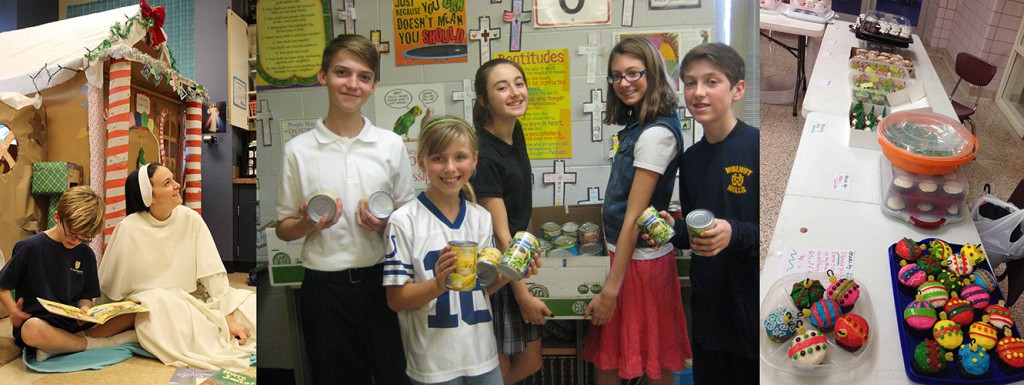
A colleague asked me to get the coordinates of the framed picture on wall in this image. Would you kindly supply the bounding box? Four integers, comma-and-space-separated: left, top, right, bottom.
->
650, 0, 700, 9
203, 101, 227, 133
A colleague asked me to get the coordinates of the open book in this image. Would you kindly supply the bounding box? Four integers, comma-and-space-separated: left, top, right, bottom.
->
37, 297, 149, 324
199, 369, 257, 385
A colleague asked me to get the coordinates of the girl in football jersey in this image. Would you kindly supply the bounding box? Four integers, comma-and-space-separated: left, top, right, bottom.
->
383, 116, 537, 385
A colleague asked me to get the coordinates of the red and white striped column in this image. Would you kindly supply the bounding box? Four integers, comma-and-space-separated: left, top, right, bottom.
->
103, 59, 131, 247
183, 100, 202, 214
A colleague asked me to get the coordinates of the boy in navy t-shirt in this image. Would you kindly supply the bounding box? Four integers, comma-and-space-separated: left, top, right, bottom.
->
0, 186, 138, 361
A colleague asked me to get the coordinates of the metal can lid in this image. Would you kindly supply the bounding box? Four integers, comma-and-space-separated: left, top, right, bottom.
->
368, 191, 395, 219
538, 239, 553, 251
541, 222, 561, 231
579, 222, 599, 233
477, 261, 499, 286
553, 235, 577, 248
448, 240, 479, 248
579, 243, 603, 256
562, 222, 579, 232
686, 209, 715, 228
668, 201, 682, 213
307, 193, 338, 223
546, 248, 572, 258
497, 263, 523, 280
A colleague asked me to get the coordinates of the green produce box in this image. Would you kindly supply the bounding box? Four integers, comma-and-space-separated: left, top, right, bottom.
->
526, 256, 609, 319
266, 229, 305, 286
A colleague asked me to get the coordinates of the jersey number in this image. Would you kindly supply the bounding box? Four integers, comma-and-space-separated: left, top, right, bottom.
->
424, 250, 491, 328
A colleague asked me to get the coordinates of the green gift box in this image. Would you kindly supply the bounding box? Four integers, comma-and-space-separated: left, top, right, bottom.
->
31, 162, 84, 228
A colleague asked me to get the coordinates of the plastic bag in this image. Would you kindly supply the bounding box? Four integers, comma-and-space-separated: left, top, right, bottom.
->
971, 194, 1024, 267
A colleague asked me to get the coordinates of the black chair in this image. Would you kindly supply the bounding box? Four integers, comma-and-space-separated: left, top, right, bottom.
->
949, 52, 997, 136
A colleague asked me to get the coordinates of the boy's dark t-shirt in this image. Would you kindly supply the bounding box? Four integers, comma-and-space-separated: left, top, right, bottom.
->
471, 121, 532, 234
0, 232, 100, 318
673, 120, 759, 359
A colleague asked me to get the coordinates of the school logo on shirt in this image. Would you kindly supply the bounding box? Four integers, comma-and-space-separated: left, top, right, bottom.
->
726, 165, 752, 194
70, 260, 84, 274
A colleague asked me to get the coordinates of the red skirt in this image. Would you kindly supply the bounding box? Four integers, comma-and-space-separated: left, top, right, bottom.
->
581, 250, 692, 380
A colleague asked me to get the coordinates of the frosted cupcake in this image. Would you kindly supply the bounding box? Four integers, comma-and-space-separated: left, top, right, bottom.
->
764, 307, 798, 343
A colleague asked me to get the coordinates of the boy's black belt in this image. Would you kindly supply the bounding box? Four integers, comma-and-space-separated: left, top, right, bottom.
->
305, 264, 385, 285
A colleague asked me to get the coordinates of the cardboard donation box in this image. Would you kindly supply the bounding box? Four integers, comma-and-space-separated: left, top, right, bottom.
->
266, 228, 304, 286
525, 205, 610, 319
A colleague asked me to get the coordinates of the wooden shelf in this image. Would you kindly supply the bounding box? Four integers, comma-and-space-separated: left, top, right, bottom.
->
233, 177, 257, 184
541, 339, 576, 356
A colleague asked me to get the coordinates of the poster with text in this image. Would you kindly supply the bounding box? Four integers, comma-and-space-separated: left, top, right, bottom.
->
256, 0, 332, 87
495, 49, 571, 159
535, 0, 610, 27
392, 0, 468, 67
373, 83, 446, 189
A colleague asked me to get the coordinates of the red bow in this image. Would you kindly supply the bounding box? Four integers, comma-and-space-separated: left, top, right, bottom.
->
139, 0, 166, 46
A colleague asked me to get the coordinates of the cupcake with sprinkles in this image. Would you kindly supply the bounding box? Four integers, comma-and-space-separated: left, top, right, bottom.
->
985, 300, 1014, 331
825, 270, 860, 313
788, 324, 828, 369
956, 340, 991, 379
970, 269, 999, 293
802, 298, 843, 333
764, 307, 798, 343
961, 284, 991, 310
898, 260, 928, 295
894, 237, 924, 262
916, 252, 946, 278
996, 329, 1024, 374
937, 270, 967, 294
928, 239, 953, 260
834, 313, 869, 352
933, 313, 964, 350
905, 294, 938, 335
918, 280, 950, 308
943, 292, 975, 327
946, 252, 973, 276
790, 278, 825, 311
961, 243, 987, 266
912, 339, 951, 377
970, 317, 999, 351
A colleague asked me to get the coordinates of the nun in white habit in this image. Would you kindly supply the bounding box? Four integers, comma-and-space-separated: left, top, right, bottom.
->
99, 163, 256, 371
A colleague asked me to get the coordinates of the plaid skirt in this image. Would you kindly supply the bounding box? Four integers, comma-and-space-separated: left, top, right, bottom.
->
491, 284, 543, 355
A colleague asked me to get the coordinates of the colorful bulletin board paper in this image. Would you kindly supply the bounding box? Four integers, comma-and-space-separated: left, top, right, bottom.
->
373, 83, 446, 190
777, 247, 856, 278
495, 49, 571, 159
534, 0, 611, 27
393, 0, 468, 66
256, 0, 332, 87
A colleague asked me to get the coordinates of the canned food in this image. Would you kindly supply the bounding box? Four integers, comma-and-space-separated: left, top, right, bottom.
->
686, 209, 716, 256
579, 222, 601, 245
541, 222, 561, 240
367, 191, 395, 219
307, 192, 339, 223
561, 222, 579, 240
552, 235, 579, 256
538, 239, 553, 257
635, 205, 676, 247
547, 248, 572, 259
476, 247, 502, 287
498, 231, 539, 281
579, 243, 604, 256
668, 201, 683, 220
446, 241, 478, 291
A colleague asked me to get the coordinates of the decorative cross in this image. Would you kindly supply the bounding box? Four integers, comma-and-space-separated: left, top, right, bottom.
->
502, 0, 531, 52
542, 159, 577, 207
370, 29, 390, 54
577, 187, 603, 205
469, 16, 501, 65
578, 32, 601, 84
257, 99, 274, 147
452, 79, 476, 123
622, 0, 635, 27
582, 89, 605, 141
677, 91, 688, 121
337, 0, 356, 34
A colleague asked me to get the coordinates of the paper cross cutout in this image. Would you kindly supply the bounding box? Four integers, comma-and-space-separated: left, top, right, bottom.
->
469, 16, 501, 65
502, 0, 531, 52
371, 29, 390, 54
578, 187, 603, 205
256, 99, 274, 147
622, 0, 635, 26
452, 79, 476, 122
337, 0, 356, 34
543, 159, 577, 207
583, 89, 605, 141
578, 32, 601, 84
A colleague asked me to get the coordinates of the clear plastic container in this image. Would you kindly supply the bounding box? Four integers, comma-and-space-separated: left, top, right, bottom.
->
852, 87, 891, 107
849, 101, 888, 132
877, 111, 978, 175
849, 58, 911, 79
760, 272, 874, 376
856, 10, 913, 47
789, 0, 831, 14
879, 156, 968, 229
849, 71, 911, 93
760, 0, 782, 11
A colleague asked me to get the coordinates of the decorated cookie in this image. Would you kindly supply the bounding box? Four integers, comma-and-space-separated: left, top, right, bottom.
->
895, 237, 924, 261
916, 253, 946, 278
835, 313, 870, 352
970, 269, 999, 293
790, 278, 825, 311
970, 317, 1000, 351
961, 284, 991, 310
957, 340, 991, 379
764, 307, 798, 343
996, 330, 1024, 374
934, 314, 964, 350
918, 281, 950, 308
985, 300, 1015, 331
898, 260, 928, 294
943, 292, 975, 327
826, 270, 860, 313
937, 270, 967, 294
927, 239, 953, 261
905, 295, 938, 334
788, 326, 828, 369
912, 339, 951, 376
961, 243, 987, 267
803, 298, 842, 332
946, 252, 973, 276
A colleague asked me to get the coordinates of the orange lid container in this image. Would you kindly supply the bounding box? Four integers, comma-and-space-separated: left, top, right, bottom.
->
876, 111, 977, 175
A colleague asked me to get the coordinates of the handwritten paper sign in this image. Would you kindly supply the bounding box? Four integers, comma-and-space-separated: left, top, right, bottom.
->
810, 122, 826, 135
778, 247, 856, 278
832, 172, 851, 193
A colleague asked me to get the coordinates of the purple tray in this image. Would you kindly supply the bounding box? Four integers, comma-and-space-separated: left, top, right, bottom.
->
889, 238, 1024, 384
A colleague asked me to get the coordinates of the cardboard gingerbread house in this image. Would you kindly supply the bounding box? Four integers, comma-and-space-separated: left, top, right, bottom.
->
0, 2, 210, 263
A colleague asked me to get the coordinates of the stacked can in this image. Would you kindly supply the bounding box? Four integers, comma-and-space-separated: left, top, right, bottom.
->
476, 247, 503, 286
686, 209, 716, 256
538, 239, 553, 258
578, 221, 603, 255
552, 235, 579, 256
561, 222, 579, 240
307, 192, 339, 222
446, 241, 478, 291
541, 222, 561, 240
498, 231, 539, 280
667, 201, 683, 220
635, 205, 676, 247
